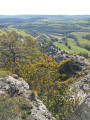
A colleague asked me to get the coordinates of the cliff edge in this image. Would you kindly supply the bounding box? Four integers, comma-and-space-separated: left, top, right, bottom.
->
0, 75, 55, 120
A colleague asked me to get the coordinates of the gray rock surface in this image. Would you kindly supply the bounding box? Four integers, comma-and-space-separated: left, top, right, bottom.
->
56, 51, 90, 120
69, 72, 90, 120
56, 50, 90, 66
0, 75, 55, 120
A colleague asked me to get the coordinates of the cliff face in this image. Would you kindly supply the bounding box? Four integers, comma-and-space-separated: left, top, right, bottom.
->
55, 51, 90, 120
0, 75, 55, 120
68, 72, 90, 120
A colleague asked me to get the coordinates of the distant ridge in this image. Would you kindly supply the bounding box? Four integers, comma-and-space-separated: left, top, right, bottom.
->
0, 15, 90, 20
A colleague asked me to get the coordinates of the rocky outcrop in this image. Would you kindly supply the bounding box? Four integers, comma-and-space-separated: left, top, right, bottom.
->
67, 72, 90, 120
0, 75, 55, 120
55, 50, 90, 120
56, 50, 90, 66
56, 50, 89, 77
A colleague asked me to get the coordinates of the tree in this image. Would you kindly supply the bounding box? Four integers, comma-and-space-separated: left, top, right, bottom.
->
68, 46, 71, 49
22, 36, 41, 62
0, 31, 22, 67
65, 42, 68, 46
0, 31, 41, 67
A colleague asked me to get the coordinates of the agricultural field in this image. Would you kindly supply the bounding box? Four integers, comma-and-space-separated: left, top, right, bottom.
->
0, 15, 90, 57
54, 38, 90, 57
70, 32, 90, 47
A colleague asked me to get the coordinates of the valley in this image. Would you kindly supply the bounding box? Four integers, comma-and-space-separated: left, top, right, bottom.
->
0, 15, 90, 57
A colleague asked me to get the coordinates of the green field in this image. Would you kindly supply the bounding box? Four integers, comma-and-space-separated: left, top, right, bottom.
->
54, 38, 90, 57
70, 32, 90, 47
0, 15, 90, 57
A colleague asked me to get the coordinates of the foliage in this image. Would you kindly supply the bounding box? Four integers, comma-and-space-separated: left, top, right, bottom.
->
0, 31, 79, 119
82, 34, 90, 40
5, 54, 76, 119
0, 31, 41, 67
0, 31, 22, 67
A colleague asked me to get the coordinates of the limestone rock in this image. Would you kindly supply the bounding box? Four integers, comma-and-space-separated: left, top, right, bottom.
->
0, 76, 55, 120
68, 71, 90, 120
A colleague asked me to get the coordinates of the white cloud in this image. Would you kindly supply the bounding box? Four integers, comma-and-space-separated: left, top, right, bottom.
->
0, 0, 90, 15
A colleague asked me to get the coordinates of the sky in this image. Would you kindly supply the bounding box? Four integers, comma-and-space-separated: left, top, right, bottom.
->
0, 0, 90, 15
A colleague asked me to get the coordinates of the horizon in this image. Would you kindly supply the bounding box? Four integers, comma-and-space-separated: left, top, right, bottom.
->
0, 14, 90, 16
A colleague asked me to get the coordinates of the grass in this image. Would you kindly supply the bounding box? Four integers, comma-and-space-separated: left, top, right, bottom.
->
54, 40, 90, 57
0, 26, 31, 37
0, 70, 8, 78
49, 34, 63, 40
53, 31, 90, 57
8, 27, 30, 37
67, 38, 90, 56
42, 34, 51, 40
54, 42, 69, 51
70, 32, 90, 47
0, 95, 32, 120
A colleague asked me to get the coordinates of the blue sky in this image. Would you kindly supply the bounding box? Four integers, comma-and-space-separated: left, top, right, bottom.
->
0, 0, 90, 15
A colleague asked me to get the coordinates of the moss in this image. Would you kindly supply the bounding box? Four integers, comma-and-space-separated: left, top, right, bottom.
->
0, 94, 32, 120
